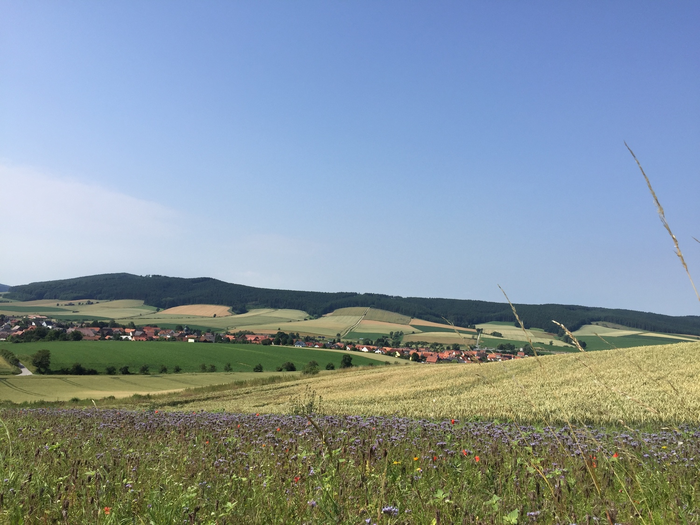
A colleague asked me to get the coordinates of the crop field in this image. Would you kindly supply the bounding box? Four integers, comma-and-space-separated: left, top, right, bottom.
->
158, 304, 233, 317
0, 299, 156, 319
1, 339, 699, 523
0, 372, 272, 403
326, 307, 411, 325
3, 341, 394, 377
118, 308, 310, 331
402, 332, 477, 345
167, 341, 700, 425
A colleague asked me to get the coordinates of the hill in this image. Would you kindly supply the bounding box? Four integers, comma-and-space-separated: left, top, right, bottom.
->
0, 284, 9, 292
7, 273, 700, 335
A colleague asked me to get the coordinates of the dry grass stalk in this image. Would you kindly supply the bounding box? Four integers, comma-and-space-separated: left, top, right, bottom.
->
625, 142, 700, 304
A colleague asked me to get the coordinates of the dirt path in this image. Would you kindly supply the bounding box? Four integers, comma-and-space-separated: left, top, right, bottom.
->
17, 362, 33, 376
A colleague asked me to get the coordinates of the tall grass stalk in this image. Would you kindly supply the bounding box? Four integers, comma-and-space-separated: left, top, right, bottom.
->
626, 142, 699, 303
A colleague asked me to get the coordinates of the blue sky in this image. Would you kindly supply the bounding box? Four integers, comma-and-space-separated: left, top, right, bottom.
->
1, 1, 699, 316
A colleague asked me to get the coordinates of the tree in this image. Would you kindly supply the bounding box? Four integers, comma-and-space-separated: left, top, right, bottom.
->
200, 363, 207, 372
208, 364, 217, 373
280, 361, 296, 371
70, 363, 86, 375
31, 350, 51, 374
69, 330, 83, 341
253, 363, 263, 372
340, 354, 353, 368
105, 366, 117, 375
325, 362, 335, 370
173, 365, 182, 373
410, 352, 421, 362
140, 364, 150, 375
120, 366, 131, 375
159, 364, 168, 374
224, 363, 232, 372
303, 361, 319, 375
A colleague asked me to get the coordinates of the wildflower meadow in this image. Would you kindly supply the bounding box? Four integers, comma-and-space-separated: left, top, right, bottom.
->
0, 406, 698, 523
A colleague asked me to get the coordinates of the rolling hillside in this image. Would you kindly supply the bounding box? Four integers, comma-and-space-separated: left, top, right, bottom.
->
7, 273, 700, 335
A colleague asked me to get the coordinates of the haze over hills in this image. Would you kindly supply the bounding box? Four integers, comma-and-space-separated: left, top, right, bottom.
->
7, 273, 700, 336
0, 284, 10, 293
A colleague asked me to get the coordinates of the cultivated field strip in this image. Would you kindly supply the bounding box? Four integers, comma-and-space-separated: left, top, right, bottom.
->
179, 342, 700, 425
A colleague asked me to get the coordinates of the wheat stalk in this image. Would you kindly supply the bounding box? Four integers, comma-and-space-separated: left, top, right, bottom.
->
625, 142, 700, 303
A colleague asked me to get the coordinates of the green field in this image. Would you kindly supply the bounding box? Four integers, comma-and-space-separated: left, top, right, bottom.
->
2, 341, 398, 375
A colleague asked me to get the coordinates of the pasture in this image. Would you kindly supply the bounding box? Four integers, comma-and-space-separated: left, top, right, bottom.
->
2, 341, 395, 376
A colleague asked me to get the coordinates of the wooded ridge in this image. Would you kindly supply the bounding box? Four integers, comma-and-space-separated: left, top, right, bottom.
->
7, 273, 700, 335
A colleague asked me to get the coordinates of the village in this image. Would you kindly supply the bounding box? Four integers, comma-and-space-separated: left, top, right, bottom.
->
0, 312, 531, 365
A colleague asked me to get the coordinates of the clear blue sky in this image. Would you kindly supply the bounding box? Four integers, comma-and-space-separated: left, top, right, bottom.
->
2, 1, 699, 316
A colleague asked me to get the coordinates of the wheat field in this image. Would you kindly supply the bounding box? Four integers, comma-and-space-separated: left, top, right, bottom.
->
172, 341, 700, 425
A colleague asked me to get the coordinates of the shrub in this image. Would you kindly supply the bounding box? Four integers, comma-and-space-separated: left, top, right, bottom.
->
105, 366, 117, 375
224, 363, 232, 372
280, 361, 296, 372
302, 361, 319, 375
253, 363, 263, 372
119, 366, 130, 375
340, 354, 353, 368
173, 365, 182, 373
140, 364, 150, 375
208, 365, 217, 373
325, 362, 335, 370
1, 348, 20, 367
159, 365, 168, 374
200, 363, 207, 372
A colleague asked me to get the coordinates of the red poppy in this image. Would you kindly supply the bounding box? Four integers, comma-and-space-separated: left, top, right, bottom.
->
294, 476, 301, 483
462, 449, 467, 456
104, 507, 111, 515
475, 456, 480, 462
433, 455, 438, 461
451, 419, 456, 425
612, 452, 619, 458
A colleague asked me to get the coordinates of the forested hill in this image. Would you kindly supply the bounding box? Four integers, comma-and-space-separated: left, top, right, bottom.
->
0, 283, 9, 292
7, 273, 700, 335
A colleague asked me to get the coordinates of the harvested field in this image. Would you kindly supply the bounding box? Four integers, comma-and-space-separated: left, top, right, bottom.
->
159, 304, 232, 317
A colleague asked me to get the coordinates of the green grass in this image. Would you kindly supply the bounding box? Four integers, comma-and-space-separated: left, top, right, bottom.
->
0, 305, 70, 313
2, 341, 395, 375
